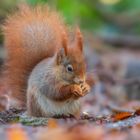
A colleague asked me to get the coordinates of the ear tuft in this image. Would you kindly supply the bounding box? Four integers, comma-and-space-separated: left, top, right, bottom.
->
56, 47, 66, 65
76, 27, 83, 52
61, 30, 68, 55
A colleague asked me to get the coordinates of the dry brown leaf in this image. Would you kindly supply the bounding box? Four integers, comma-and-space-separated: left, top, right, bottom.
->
111, 112, 133, 122
134, 108, 140, 115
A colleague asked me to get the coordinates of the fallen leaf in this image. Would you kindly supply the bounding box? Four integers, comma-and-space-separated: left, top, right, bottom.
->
7, 125, 29, 140
111, 112, 133, 122
48, 119, 58, 129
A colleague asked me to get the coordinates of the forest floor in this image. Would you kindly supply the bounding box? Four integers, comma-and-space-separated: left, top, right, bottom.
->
0, 37, 140, 140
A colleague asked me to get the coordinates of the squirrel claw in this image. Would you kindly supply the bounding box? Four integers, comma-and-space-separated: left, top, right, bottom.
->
80, 83, 90, 95
73, 91, 83, 97
71, 85, 83, 98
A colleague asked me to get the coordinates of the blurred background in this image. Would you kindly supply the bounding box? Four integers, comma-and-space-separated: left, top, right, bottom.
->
1, 0, 140, 42
0, 0, 140, 115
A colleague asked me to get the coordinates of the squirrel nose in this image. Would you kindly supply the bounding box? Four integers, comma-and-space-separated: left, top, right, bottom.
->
74, 77, 84, 84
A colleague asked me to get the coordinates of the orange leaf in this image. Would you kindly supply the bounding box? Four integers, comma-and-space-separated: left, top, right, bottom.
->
111, 112, 133, 122
48, 119, 58, 129
7, 126, 29, 140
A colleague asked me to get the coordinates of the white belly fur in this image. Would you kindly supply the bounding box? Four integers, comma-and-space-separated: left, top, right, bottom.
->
35, 91, 81, 117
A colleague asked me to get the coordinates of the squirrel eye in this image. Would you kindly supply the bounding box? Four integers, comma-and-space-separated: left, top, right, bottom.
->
66, 64, 73, 73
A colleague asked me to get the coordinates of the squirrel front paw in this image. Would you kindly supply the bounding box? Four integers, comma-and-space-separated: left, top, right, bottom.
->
71, 84, 83, 99
80, 83, 90, 96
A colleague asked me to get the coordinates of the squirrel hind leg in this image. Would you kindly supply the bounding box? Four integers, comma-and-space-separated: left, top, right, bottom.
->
27, 91, 45, 117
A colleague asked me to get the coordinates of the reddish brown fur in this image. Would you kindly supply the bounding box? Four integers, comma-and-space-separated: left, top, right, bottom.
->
67, 47, 86, 78
52, 84, 83, 101
2, 5, 68, 106
2, 5, 94, 113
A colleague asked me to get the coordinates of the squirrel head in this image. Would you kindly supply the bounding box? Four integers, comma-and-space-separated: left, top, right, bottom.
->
55, 28, 86, 84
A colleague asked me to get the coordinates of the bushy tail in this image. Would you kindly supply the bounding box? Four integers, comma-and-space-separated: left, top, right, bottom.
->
2, 5, 67, 107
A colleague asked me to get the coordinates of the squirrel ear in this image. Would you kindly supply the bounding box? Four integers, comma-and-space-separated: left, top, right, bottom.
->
75, 27, 83, 52
61, 31, 68, 55
56, 47, 66, 65
56, 30, 68, 65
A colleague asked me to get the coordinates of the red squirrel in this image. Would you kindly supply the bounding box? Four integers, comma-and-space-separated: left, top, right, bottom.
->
2, 5, 94, 117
